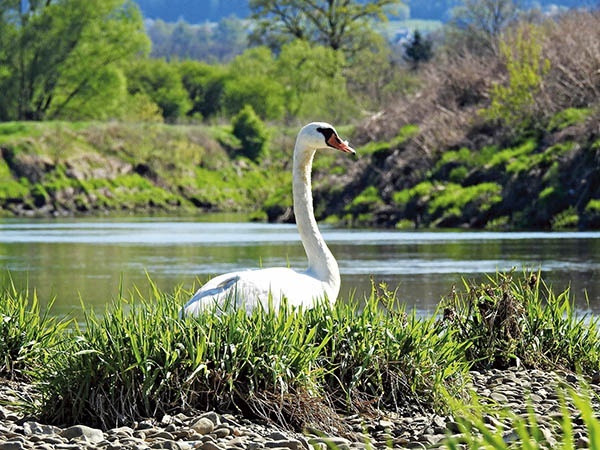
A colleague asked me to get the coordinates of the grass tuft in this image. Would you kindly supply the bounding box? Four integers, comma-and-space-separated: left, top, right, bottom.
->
441, 269, 600, 371
31, 280, 469, 430
0, 278, 71, 380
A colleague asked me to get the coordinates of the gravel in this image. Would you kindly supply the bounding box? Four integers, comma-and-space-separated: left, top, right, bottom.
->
1, 368, 599, 449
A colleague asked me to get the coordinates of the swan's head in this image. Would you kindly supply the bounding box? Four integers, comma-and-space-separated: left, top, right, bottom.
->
298, 122, 355, 155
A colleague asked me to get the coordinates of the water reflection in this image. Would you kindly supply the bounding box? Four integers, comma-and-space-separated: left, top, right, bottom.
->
0, 218, 598, 316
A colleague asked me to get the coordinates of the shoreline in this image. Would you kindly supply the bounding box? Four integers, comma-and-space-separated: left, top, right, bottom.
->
2, 368, 598, 450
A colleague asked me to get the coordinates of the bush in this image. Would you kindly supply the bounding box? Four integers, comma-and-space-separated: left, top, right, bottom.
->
231, 105, 269, 161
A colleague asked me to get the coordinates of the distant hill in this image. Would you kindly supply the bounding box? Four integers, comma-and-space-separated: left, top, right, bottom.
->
133, 0, 596, 23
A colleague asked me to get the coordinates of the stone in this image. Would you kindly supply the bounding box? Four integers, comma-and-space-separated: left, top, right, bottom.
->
200, 441, 224, 450
22, 421, 61, 436
0, 442, 24, 450
264, 439, 303, 450
60, 425, 105, 444
191, 418, 215, 435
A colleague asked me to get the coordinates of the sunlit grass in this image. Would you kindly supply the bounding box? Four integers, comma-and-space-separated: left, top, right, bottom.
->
1, 269, 600, 442
0, 279, 72, 380
29, 280, 470, 429
441, 269, 600, 372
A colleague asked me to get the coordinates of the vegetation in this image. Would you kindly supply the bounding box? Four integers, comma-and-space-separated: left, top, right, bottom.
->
2, 270, 599, 442
249, 0, 401, 55
0, 0, 149, 121
0, 1, 598, 229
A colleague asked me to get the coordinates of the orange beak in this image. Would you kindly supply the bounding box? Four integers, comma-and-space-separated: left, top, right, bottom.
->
326, 134, 356, 155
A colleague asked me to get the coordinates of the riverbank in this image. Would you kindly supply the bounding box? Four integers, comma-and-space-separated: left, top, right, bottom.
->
1, 119, 599, 231
2, 367, 599, 450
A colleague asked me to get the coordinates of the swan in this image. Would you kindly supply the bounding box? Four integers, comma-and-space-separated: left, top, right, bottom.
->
182, 122, 355, 316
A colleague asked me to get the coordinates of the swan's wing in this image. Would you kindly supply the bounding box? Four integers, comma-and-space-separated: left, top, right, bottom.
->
181, 267, 331, 316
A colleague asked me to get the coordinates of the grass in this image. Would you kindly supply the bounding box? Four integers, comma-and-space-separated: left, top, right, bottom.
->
27, 280, 469, 430
1, 270, 599, 443
441, 270, 600, 372
0, 278, 72, 380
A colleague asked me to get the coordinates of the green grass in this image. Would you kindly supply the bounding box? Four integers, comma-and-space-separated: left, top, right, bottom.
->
28, 281, 468, 429
2, 270, 600, 440
441, 270, 600, 372
548, 107, 593, 131
0, 278, 71, 380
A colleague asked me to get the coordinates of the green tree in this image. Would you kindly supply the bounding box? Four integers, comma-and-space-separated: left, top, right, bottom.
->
125, 59, 192, 122
232, 104, 270, 161
275, 40, 352, 121
403, 30, 433, 70
249, 0, 402, 56
178, 60, 229, 120
222, 47, 285, 120
483, 24, 550, 131
0, 0, 149, 121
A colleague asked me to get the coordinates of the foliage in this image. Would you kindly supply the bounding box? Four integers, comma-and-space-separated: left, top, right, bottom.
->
147, 16, 248, 62
177, 61, 229, 120
0, 0, 149, 121
392, 181, 502, 227
547, 107, 593, 131
403, 30, 433, 69
232, 105, 270, 161
483, 24, 550, 131
344, 186, 384, 225
275, 41, 353, 122
248, 0, 401, 56
447, 0, 521, 56
125, 59, 192, 122
441, 270, 600, 372
221, 48, 285, 120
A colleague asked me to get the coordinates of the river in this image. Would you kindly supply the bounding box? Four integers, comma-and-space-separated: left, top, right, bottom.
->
0, 216, 598, 317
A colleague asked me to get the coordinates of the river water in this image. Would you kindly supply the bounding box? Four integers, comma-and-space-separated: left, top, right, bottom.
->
0, 216, 598, 317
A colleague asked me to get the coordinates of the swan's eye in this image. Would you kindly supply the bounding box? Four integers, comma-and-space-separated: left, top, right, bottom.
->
316, 127, 335, 145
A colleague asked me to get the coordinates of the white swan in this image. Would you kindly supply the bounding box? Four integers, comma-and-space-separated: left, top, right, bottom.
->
182, 122, 355, 316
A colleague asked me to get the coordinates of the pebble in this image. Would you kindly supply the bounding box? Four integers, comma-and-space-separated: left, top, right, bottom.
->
2, 370, 600, 450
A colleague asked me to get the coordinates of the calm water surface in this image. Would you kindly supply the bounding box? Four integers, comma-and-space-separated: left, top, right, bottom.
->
0, 217, 598, 316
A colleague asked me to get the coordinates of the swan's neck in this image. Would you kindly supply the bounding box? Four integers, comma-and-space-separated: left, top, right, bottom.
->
293, 142, 340, 296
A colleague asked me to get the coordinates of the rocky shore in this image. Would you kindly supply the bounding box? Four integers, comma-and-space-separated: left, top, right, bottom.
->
1, 368, 598, 450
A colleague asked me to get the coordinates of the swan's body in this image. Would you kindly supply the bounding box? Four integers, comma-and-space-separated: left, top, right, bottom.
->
182, 122, 355, 315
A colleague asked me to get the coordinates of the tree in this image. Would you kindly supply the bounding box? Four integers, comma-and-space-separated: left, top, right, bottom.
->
125, 59, 192, 122
249, 0, 402, 56
232, 104, 270, 161
274, 40, 352, 122
178, 61, 229, 120
448, 0, 522, 55
403, 30, 433, 69
0, 0, 149, 121
222, 48, 285, 120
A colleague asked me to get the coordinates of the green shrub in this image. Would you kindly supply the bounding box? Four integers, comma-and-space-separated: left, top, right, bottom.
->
232, 105, 270, 161
552, 206, 579, 230
548, 107, 592, 131
483, 24, 550, 131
